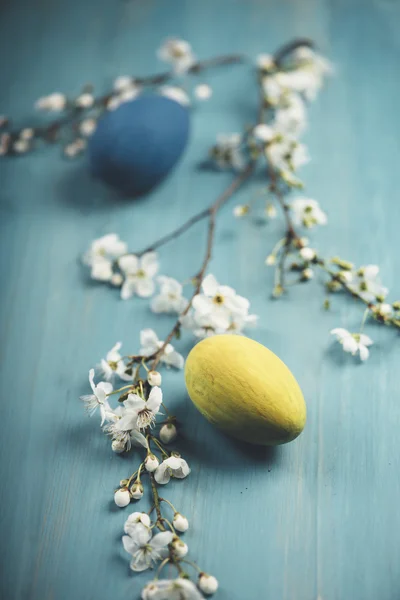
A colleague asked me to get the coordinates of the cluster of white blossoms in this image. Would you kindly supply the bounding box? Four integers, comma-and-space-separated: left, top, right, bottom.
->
181, 274, 258, 337
83, 236, 257, 340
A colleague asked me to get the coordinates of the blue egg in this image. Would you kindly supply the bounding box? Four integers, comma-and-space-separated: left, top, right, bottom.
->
89, 95, 190, 197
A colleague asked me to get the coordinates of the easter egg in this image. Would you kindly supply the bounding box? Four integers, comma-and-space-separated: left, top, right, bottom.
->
185, 335, 306, 445
89, 95, 190, 197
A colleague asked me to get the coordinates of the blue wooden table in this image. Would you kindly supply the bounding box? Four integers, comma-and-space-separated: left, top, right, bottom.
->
1, 1, 400, 599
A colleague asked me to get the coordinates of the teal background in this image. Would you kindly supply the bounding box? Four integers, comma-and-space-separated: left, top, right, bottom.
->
1, 1, 400, 599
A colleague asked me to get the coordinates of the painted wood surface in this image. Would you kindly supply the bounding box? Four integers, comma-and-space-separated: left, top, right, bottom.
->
1, 1, 400, 599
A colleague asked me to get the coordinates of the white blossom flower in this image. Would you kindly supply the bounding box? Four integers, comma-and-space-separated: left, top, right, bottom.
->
124, 512, 151, 538
198, 574, 219, 595
192, 274, 250, 331
151, 276, 188, 314
140, 329, 184, 369
122, 528, 173, 572
171, 537, 188, 558
111, 439, 125, 453
114, 76, 134, 91
266, 135, 309, 173
160, 86, 190, 106
194, 84, 212, 100
142, 578, 204, 600
119, 252, 159, 299
302, 267, 314, 280
347, 265, 388, 303
20, 128, 34, 140
80, 369, 113, 425
300, 247, 316, 261
159, 423, 177, 444
158, 38, 195, 74
114, 488, 131, 508
118, 84, 141, 104
35, 92, 66, 111
98, 342, 131, 382
79, 118, 97, 136
116, 387, 163, 431
375, 303, 393, 318
103, 406, 148, 450
227, 312, 258, 334
290, 198, 327, 228
13, 139, 30, 153
253, 123, 274, 142
83, 233, 127, 282
154, 455, 190, 485
64, 139, 86, 158
272, 93, 307, 135
144, 454, 159, 472
147, 370, 162, 387
292, 46, 333, 100
173, 513, 189, 532
233, 204, 250, 218
107, 96, 122, 111
75, 93, 94, 108
211, 133, 245, 170
330, 328, 373, 361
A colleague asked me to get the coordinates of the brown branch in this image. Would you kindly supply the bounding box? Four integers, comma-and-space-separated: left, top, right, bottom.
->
149, 162, 255, 369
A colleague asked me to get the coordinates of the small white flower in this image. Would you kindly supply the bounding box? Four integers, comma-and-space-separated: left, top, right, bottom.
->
75, 93, 94, 108
130, 482, 144, 500
83, 233, 127, 282
233, 204, 249, 218
80, 369, 113, 425
98, 342, 131, 382
265, 254, 276, 266
154, 455, 190, 485
198, 573, 219, 595
20, 128, 34, 140
114, 76, 134, 91
103, 407, 148, 450
35, 92, 66, 111
79, 118, 97, 136
290, 197, 327, 228
253, 123, 274, 142
124, 512, 151, 538
116, 387, 163, 431
160, 86, 190, 107
144, 454, 159, 473
159, 423, 177, 444
173, 513, 189, 532
192, 274, 249, 331
142, 578, 203, 600
300, 247, 316, 261
122, 529, 173, 572
330, 328, 373, 361
257, 53, 275, 71
147, 370, 162, 387
119, 252, 159, 299
158, 38, 195, 74
140, 328, 184, 369
272, 92, 307, 136
171, 537, 188, 558
114, 488, 131, 508
118, 84, 141, 104
302, 267, 314, 280
376, 303, 393, 317
151, 276, 188, 314
107, 96, 121, 111
347, 265, 388, 303
13, 139, 30, 153
194, 84, 212, 100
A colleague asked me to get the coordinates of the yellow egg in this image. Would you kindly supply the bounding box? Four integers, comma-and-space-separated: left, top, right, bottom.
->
184, 335, 306, 445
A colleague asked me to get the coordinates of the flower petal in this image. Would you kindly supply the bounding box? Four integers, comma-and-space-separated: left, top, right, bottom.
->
147, 387, 163, 412
130, 429, 149, 448
136, 278, 155, 298
151, 531, 174, 549
119, 254, 139, 274
202, 273, 218, 296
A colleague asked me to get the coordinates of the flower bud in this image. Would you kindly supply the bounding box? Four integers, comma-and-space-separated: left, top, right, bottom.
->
130, 482, 144, 500
159, 423, 177, 444
144, 454, 159, 473
198, 573, 219, 595
147, 370, 162, 387
112, 439, 125, 453
301, 268, 314, 281
233, 204, 249, 218
173, 513, 189, 532
299, 247, 315, 261
110, 273, 123, 287
172, 537, 188, 558
114, 488, 130, 508
265, 254, 275, 266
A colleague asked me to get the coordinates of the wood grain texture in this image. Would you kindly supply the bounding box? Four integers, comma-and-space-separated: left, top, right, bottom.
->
1, 1, 400, 599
